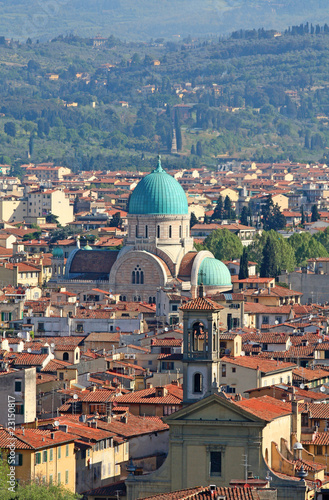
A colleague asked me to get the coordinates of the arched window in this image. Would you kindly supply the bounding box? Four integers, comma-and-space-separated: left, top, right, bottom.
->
157, 225, 160, 238
63, 352, 69, 361
54, 265, 57, 274
132, 265, 143, 285
193, 322, 206, 352
179, 225, 182, 238
145, 225, 148, 238
58, 266, 61, 275
149, 296, 156, 304
193, 373, 203, 393
169, 225, 172, 238
134, 295, 141, 302
119, 295, 126, 302
135, 225, 138, 238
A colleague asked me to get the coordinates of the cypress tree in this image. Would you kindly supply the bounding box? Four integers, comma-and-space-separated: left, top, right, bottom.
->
260, 236, 277, 278
239, 247, 249, 280
311, 204, 320, 222
240, 206, 249, 226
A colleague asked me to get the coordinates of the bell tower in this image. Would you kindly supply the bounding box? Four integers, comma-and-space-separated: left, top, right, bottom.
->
181, 285, 223, 404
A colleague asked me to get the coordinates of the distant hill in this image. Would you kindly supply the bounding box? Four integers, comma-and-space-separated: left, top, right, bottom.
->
1, 0, 329, 41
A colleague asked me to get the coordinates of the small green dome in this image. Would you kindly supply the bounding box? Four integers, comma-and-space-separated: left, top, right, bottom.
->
83, 244, 92, 250
52, 246, 64, 258
198, 257, 232, 287
128, 156, 188, 215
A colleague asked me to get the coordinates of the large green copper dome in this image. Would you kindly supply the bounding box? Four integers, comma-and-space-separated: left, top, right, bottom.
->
198, 257, 232, 287
128, 157, 188, 215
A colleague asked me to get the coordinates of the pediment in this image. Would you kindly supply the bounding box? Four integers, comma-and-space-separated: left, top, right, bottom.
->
166, 393, 265, 424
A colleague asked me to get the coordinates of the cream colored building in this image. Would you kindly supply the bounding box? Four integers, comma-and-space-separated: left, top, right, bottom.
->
0, 195, 28, 222
27, 189, 73, 226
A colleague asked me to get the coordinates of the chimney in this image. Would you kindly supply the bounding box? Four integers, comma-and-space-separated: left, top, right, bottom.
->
51, 433, 55, 439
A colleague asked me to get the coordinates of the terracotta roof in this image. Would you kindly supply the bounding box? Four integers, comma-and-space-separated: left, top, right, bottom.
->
140, 485, 260, 500
0, 428, 76, 450
114, 384, 183, 406
11, 353, 48, 366
235, 395, 293, 422
96, 413, 169, 438
302, 432, 329, 445
41, 359, 72, 372
151, 338, 183, 347
293, 366, 329, 382
82, 389, 116, 402
302, 403, 329, 419
180, 296, 224, 311
178, 252, 197, 279
220, 356, 295, 374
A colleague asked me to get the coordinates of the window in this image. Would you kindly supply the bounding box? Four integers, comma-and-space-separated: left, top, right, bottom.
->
58, 446, 61, 459
76, 324, 83, 333
49, 449, 53, 462
14, 380, 22, 392
14, 453, 23, 466
65, 470, 69, 484
171, 304, 178, 311
66, 444, 69, 457
232, 318, 240, 328
15, 403, 24, 415
38, 322, 45, 332
157, 225, 160, 238
49, 474, 53, 485
58, 472, 61, 484
169, 225, 172, 238
222, 364, 226, 377
210, 451, 221, 476
132, 265, 143, 284
59, 372, 64, 381
161, 361, 174, 371
262, 316, 269, 324
232, 367, 236, 373
193, 373, 203, 393
43, 450, 47, 463
35, 452, 41, 465
135, 225, 138, 238
275, 316, 282, 324
63, 352, 69, 361
145, 225, 148, 238
179, 225, 182, 238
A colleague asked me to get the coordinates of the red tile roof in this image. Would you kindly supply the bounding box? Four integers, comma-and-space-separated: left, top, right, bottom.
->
235, 395, 293, 422
141, 486, 260, 500
180, 296, 223, 311
221, 356, 295, 374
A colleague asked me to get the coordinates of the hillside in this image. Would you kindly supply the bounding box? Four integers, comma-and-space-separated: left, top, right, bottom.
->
2, 0, 329, 41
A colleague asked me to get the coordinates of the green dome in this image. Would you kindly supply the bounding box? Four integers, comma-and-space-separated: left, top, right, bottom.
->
198, 257, 232, 287
128, 157, 188, 215
83, 244, 92, 250
52, 246, 64, 258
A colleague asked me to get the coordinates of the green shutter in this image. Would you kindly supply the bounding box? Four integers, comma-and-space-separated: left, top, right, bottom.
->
18, 454, 23, 466
1, 313, 3, 322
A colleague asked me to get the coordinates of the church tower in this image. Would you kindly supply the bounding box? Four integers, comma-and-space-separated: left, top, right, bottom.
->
180, 285, 223, 404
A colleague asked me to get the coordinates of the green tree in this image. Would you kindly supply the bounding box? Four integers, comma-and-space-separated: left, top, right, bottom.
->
239, 247, 249, 279
249, 230, 296, 274
240, 206, 249, 226
175, 109, 182, 151
301, 205, 305, 226
4, 122, 16, 138
203, 228, 243, 261
311, 204, 320, 222
260, 235, 277, 277
109, 212, 122, 228
190, 212, 198, 228
196, 140, 203, 157
211, 195, 223, 221
288, 232, 328, 266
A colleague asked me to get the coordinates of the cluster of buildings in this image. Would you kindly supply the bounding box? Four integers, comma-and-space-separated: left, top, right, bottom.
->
1, 158, 329, 498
